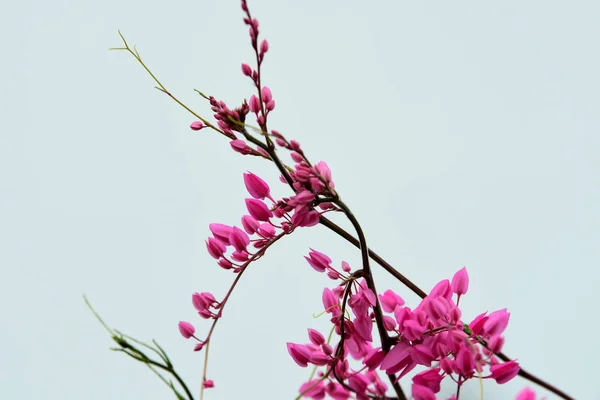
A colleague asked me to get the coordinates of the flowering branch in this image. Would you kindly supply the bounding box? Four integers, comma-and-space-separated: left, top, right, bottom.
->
101, 1, 576, 399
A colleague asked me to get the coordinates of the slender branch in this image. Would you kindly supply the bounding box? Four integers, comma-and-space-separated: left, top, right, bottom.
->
333, 200, 406, 400
319, 216, 427, 299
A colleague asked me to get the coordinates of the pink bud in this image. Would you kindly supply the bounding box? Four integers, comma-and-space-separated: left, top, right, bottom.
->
193, 341, 205, 351
290, 151, 304, 163
341, 261, 351, 272
190, 121, 204, 131
307, 328, 325, 345
209, 223, 232, 245
205, 238, 226, 259
261, 86, 272, 103
241, 63, 252, 76
451, 266, 469, 296
294, 190, 315, 204
265, 100, 275, 111
229, 226, 250, 252
178, 321, 195, 339
309, 351, 330, 366
203, 379, 214, 388
260, 39, 269, 54
424, 296, 449, 320
249, 95, 261, 113
257, 223, 275, 238
383, 316, 397, 331
429, 279, 452, 299
287, 343, 311, 367
326, 268, 340, 280
217, 258, 233, 270
314, 161, 332, 182
454, 346, 476, 376
230, 139, 249, 154
231, 250, 249, 262
243, 172, 271, 200
245, 198, 273, 221
241, 215, 260, 234
489, 361, 520, 384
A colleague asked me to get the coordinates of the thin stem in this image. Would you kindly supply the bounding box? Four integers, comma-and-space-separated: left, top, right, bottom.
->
333, 200, 406, 400
319, 216, 427, 299
198, 232, 287, 399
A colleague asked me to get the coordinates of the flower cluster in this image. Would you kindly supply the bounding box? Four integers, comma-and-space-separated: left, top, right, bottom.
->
287, 259, 521, 399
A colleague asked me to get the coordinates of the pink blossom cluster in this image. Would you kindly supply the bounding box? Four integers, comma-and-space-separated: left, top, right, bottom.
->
287, 258, 521, 399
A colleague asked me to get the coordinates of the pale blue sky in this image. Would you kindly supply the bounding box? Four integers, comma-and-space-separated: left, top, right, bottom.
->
2, 0, 599, 399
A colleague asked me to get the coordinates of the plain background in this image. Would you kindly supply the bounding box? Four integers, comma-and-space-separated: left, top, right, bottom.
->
2, 0, 599, 399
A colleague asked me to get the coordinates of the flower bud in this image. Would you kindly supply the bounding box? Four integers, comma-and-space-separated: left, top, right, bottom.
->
178, 321, 195, 339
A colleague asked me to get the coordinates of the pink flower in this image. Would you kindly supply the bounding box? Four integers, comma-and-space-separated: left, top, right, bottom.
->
451, 266, 469, 296
257, 223, 275, 238
363, 347, 385, 371
353, 314, 373, 342
347, 373, 369, 395
209, 223, 232, 245
299, 379, 325, 399
291, 207, 320, 227
379, 289, 405, 313
287, 343, 312, 367
245, 198, 272, 221
515, 387, 537, 400
314, 161, 332, 184
229, 226, 250, 252
304, 249, 332, 272
469, 312, 489, 336
484, 309, 510, 337
241, 215, 260, 234
192, 292, 217, 313
243, 172, 272, 200
489, 360, 520, 384
205, 237, 226, 259
454, 345, 476, 377
178, 321, 195, 339
413, 368, 443, 393
190, 121, 204, 131
412, 384, 436, 400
